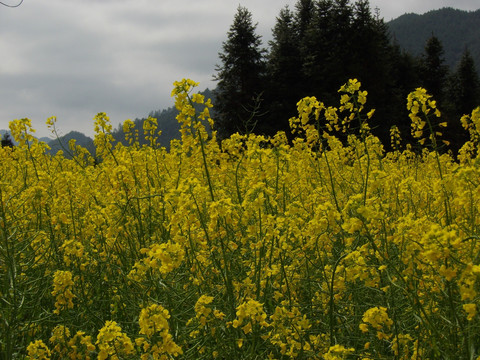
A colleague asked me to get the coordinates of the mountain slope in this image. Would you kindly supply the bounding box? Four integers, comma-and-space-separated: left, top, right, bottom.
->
112, 88, 215, 149
388, 7, 480, 71
47, 131, 95, 158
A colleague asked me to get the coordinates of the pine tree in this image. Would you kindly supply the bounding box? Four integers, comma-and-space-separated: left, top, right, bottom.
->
213, 6, 267, 140
445, 48, 480, 153
1, 133, 14, 148
266, 6, 303, 134
295, 0, 316, 40
328, 0, 354, 83
388, 40, 421, 147
450, 49, 480, 116
350, 0, 388, 81
349, 0, 399, 145
419, 35, 449, 104
301, 0, 334, 99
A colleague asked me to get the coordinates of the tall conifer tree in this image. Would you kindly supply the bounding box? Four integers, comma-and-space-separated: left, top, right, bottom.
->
349, 0, 398, 144
213, 6, 266, 140
328, 0, 354, 82
295, 0, 315, 40
266, 6, 303, 133
450, 49, 480, 116
445, 48, 480, 153
301, 0, 334, 99
419, 35, 449, 104
388, 40, 421, 146
1, 133, 14, 148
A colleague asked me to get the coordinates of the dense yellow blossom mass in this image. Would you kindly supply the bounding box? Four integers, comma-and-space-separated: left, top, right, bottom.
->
2, 78, 480, 359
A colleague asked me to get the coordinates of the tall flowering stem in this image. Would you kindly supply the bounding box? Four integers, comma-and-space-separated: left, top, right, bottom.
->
407, 87, 451, 225
338, 79, 375, 205
407, 88, 447, 177
171, 79, 216, 201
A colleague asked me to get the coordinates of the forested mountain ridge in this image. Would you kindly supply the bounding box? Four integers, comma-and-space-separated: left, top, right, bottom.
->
388, 7, 480, 71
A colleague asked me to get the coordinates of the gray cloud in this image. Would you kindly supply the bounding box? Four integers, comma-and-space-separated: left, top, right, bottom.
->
1, 0, 478, 137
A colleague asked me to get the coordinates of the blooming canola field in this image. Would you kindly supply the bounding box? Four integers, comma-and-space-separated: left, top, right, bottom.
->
1, 79, 480, 359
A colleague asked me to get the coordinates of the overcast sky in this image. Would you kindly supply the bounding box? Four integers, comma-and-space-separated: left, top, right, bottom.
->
1, 0, 479, 138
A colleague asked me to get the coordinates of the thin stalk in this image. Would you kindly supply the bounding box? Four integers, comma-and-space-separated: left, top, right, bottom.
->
329, 252, 347, 346
322, 149, 341, 213
424, 114, 451, 225
197, 125, 215, 202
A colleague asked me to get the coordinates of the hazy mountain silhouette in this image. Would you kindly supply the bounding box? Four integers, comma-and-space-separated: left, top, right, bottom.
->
388, 7, 480, 71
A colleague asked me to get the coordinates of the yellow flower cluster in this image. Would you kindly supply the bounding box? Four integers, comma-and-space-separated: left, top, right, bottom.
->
51, 270, 76, 314
143, 116, 160, 147
9, 117, 37, 147
2, 78, 480, 359
269, 306, 312, 357
93, 112, 116, 162
61, 239, 89, 270
49, 325, 96, 359
459, 107, 480, 160
194, 294, 215, 326
407, 87, 446, 146
137, 304, 183, 359
26, 340, 51, 360
390, 125, 402, 151
232, 299, 269, 335
359, 306, 393, 340
324, 344, 355, 360
96, 320, 134, 360
133, 241, 185, 278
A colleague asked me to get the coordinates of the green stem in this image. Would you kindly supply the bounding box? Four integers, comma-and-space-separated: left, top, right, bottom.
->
197, 121, 215, 203
322, 150, 341, 213
424, 113, 451, 225
329, 253, 347, 345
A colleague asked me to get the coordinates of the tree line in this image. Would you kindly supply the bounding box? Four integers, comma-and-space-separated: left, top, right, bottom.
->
213, 0, 480, 154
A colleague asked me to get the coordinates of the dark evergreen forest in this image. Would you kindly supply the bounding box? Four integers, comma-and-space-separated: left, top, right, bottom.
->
213, 0, 480, 155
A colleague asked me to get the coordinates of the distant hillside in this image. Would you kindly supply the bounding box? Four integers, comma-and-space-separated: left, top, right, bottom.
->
113, 88, 215, 149
47, 131, 95, 158
388, 7, 480, 71
1, 87, 215, 155
1, 129, 51, 146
